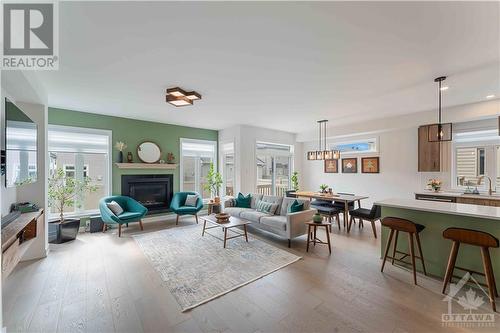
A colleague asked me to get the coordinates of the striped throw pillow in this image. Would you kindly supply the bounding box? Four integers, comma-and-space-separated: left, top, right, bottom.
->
256, 200, 276, 214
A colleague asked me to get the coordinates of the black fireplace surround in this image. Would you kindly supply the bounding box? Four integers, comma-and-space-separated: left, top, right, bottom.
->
121, 174, 173, 214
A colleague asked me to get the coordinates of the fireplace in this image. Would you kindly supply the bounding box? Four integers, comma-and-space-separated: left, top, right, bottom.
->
121, 174, 173, 214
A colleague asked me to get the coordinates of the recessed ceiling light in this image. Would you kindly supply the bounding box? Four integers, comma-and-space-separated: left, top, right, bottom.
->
486, 94, 495, 99
166, 87, 202, 107
440, 86, 449, 91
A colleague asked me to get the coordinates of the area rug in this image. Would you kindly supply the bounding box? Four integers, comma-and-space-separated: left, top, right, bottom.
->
133, 225, 301, 311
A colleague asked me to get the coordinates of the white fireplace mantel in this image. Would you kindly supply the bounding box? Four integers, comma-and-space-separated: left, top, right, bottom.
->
114, 163, 178, 170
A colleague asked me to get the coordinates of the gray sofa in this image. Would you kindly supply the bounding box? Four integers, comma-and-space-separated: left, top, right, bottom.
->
224, 194, 316, 247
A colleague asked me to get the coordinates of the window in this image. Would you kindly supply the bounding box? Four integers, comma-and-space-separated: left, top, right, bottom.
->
256, 142, 293, 196
452, 129, 500, 191
180, 138, 217, 200
221, 142, 235, 196
5, 120, 37, 186
330, 137, 378, 154
48, 125, 111, 219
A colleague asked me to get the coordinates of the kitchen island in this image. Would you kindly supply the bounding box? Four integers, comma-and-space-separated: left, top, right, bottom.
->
376, 198, 500, 285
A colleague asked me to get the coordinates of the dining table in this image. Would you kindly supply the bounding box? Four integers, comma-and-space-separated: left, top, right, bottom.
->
293, 191, 369, 231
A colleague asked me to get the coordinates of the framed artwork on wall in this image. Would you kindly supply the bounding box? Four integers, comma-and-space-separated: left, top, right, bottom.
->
342, 158, 357, 173
324, 159, 338, 173
361, 157, 380, 173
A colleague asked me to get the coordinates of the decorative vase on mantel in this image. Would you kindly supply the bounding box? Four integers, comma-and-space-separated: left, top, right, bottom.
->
118, 151, 124, 163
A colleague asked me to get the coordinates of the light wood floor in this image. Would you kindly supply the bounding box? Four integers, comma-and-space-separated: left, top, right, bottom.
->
3, 215, 499, 333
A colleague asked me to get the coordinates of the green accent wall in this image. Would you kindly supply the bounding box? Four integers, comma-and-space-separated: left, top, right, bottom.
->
48, 107, 218, 195
381, 207, 500, 286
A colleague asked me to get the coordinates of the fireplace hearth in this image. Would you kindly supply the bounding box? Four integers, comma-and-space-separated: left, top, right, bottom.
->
121, 174, 173, 214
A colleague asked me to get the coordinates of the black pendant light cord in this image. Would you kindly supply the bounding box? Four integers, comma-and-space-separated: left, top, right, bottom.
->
438, 80, 442, 124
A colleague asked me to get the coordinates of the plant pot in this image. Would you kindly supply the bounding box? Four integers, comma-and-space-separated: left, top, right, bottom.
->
48, 219, 80, 244
313, 213, 323, 223
214, 196, 220, 203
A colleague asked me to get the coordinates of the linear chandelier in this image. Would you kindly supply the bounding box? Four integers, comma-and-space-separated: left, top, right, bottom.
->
166, 87, 202, 107
307, 120, 340, 160
428, 76, 452, 142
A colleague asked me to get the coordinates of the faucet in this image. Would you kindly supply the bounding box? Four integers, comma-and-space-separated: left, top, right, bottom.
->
478, 176, 495, 196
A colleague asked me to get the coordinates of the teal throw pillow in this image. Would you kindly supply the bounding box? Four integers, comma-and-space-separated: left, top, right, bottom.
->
235, 193, 252, 208
288, 200, 304, 213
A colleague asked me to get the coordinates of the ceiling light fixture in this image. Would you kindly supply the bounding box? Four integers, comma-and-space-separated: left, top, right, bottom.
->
166, 87, 202, 107
486, 94, 495, 99
428, 76, 452, 142
307, 120, 340, 161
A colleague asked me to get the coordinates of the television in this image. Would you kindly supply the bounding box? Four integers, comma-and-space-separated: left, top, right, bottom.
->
3, 98, 38, 187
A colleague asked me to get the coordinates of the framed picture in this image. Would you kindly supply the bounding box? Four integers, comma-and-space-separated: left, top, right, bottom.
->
342, 158, 357, 173
362, 157, 380, 173
324, 159, 338, 173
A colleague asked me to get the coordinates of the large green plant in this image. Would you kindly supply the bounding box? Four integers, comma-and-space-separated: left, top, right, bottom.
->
291, 171, 299, 192
203, 163, 223, 197
48, 168, 97, 223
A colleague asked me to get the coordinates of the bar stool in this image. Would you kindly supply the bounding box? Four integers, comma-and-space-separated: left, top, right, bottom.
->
381, 217, 427, 285
442, 228, 499, 312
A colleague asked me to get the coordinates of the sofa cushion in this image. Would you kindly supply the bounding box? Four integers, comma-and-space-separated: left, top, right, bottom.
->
256, 200, 278, 214
260, 215, 287, 231
288, 200, 304, 213
280, 197, 310, 216
261, 195, 283, 214
107, 201, 124, 215
250, 193, 263, 209
224, 207, 253, 217
184, 194, 199, 207
240, 210, 269, 223
235, 193, 252, 208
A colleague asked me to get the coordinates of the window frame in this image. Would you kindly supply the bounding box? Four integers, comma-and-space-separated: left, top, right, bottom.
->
255, 141, 294, 196
451, 131, 499, 192
179, 138, 217, 202
329, 136, 379, 155
47, 125, 112, 221
220, 141, 236, 197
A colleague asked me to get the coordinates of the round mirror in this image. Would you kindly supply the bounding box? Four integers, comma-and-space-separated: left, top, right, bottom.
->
137, 141, 161, 163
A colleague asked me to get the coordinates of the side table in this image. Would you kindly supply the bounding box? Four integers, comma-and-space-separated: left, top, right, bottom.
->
306, 221, 332, 254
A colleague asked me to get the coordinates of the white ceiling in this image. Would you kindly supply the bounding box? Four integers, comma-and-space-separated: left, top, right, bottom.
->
38, 1, 500, 135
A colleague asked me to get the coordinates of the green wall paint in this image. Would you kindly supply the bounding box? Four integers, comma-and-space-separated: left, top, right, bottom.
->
48, 107, 218, 195
380, 207, 500, 286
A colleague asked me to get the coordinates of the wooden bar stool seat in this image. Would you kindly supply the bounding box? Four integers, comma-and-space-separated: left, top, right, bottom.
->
442, 227, 499, 312
380, 217, 427, 285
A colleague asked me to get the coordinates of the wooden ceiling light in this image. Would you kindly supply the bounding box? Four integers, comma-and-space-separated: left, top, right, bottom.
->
166, 87, 202, 107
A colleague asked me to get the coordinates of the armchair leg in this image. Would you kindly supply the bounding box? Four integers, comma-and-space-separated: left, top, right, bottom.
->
176, 214, 179, 225
195, 214, 199, 224
139, 219, 144, 231
288, 239, 291, 248
118, 224, 122, 237
102, 223, 107, 233
126, 223, 129, 227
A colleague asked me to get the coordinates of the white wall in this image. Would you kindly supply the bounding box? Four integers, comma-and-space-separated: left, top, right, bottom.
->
299, 99, 500, 207
219, 125, 301, 194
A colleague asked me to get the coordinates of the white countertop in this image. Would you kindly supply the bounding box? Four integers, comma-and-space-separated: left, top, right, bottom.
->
376, 198, 500, 221
415, 191, 500, 201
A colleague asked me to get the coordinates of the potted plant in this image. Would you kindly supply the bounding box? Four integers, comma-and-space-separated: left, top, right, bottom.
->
204, 163, 223, 203
286, 171, 299, 197
48, 168, 97, 243
319, 184, 329, 193
427, 178, 442, 192
115, 141, 127, 163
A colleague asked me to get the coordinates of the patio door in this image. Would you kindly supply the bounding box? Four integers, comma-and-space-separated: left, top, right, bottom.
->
256, 142, 293, 196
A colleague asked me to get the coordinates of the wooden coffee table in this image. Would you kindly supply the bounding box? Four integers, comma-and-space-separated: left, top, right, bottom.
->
200, 214, 250, 248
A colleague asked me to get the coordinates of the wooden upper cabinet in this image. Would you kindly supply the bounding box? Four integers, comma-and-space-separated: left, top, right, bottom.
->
418, 125, 441, 172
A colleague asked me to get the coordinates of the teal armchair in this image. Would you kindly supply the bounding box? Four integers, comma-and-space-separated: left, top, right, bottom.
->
170, 191, 203, 225
99, 196, 148, 237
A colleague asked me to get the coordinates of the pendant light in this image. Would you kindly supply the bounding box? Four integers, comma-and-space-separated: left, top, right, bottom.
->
307, 120, 340, 160
428, 76, 452, 142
